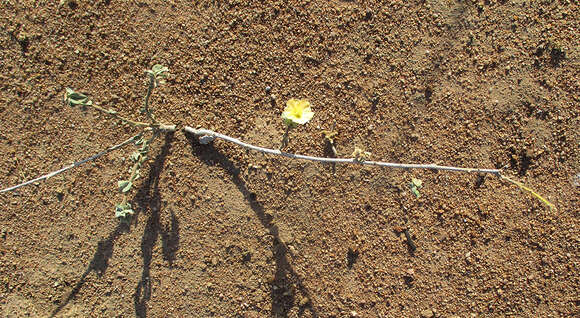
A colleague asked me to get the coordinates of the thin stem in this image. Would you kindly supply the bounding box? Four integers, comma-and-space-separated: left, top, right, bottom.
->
129, 130, 159, 182
279, 125, 292, 150
185, 126, 554, 208
142, 72, 157, 123
87, 103, 151, 128
88, 103, 176, 132
184, 126, 501, 175
0, 133, 143, 193
500, 175, 555, 209
121, 130, 160, 201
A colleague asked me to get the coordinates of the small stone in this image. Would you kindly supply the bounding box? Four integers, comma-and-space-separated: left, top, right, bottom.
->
350, 311, 359, 317
298, 296, 310, 307
420, 309, 434, 318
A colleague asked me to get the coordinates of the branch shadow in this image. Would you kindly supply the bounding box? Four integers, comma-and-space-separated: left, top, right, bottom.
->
51, 133, 178, 318
50, 223, 128, 317
133, 132, 179, 318
185, 134, 318, 317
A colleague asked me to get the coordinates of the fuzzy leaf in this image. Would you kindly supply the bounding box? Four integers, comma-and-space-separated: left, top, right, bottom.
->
117, 180, 132, 193
410, 186, 421, 198
411, 178, 423, 188
115, 204, 134, 221
129, 171, 140, 182
410, 178, 423, 198
151, 64, 168, 76
130, 151, 140, 162
64, 88, 92, 108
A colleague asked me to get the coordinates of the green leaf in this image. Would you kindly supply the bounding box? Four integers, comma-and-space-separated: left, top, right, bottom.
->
410, 178, 423, 198
117, 180, 132, 193
64, 88, 92, 108
151, 64, 168, 76
411, 178, 423, 188
130, 151, 140, 162
139, 145, 149, 155
115, 203, 134, 222
115, 204, 125, 218
410, 186, 421, 198
129, 171, 140, 182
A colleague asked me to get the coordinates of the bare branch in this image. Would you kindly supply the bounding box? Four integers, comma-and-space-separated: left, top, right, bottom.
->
183, 126, 502, 176
0, 134, 143, 193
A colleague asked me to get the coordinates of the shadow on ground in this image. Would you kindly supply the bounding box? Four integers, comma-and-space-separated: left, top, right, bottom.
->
50, 223, 128, 317
133, 133, 179, 318
51, 133, 179, 318
186, 133, 318, 317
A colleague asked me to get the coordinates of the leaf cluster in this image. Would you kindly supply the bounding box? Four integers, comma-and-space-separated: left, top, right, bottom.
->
116, 134, 152, 194
64, 88, 92, 109
115, 202, 134, 224
64, 65, 171, 223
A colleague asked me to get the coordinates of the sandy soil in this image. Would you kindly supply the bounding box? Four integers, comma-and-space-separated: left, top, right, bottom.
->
0, 1, 578, 317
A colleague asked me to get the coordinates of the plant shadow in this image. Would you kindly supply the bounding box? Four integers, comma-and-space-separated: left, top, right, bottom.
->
186, 134, 318, 317
50, 223, 128, 317
133, 132, 179, 318
50, 133, 178, 318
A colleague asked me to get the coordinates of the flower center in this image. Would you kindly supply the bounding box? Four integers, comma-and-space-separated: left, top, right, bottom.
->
292, 107, 303, 118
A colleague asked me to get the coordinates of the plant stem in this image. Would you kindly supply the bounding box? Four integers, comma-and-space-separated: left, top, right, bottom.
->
88, 103, 151, 128
185, 126, 501, 175
500, 175, 555, 209
121, 130, 160, 201
156, 123, 177, 132
279, 125, 291, 150
88, 103, 176, 132
0, 133, 143, 193
142, 72, 157, 123
129, 130, 159, 182
185, 126, 554, 209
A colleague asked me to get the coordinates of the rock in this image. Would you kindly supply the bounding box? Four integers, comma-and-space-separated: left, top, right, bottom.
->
420, 309, 434, 318
298, 295, 310, 307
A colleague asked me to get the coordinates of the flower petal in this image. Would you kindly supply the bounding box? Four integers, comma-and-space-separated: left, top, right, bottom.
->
293, 108, 314, 124
282, 99, 314, 125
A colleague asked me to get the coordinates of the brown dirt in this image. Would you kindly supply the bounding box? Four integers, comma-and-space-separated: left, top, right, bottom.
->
0, 1, 579, 317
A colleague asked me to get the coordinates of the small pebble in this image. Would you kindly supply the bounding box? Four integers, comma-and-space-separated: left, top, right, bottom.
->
572, 173, 580, 187
420, 309, 434, 318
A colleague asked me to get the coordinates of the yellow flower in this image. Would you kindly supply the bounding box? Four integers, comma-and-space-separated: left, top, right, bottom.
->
282, 99, 314, 126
